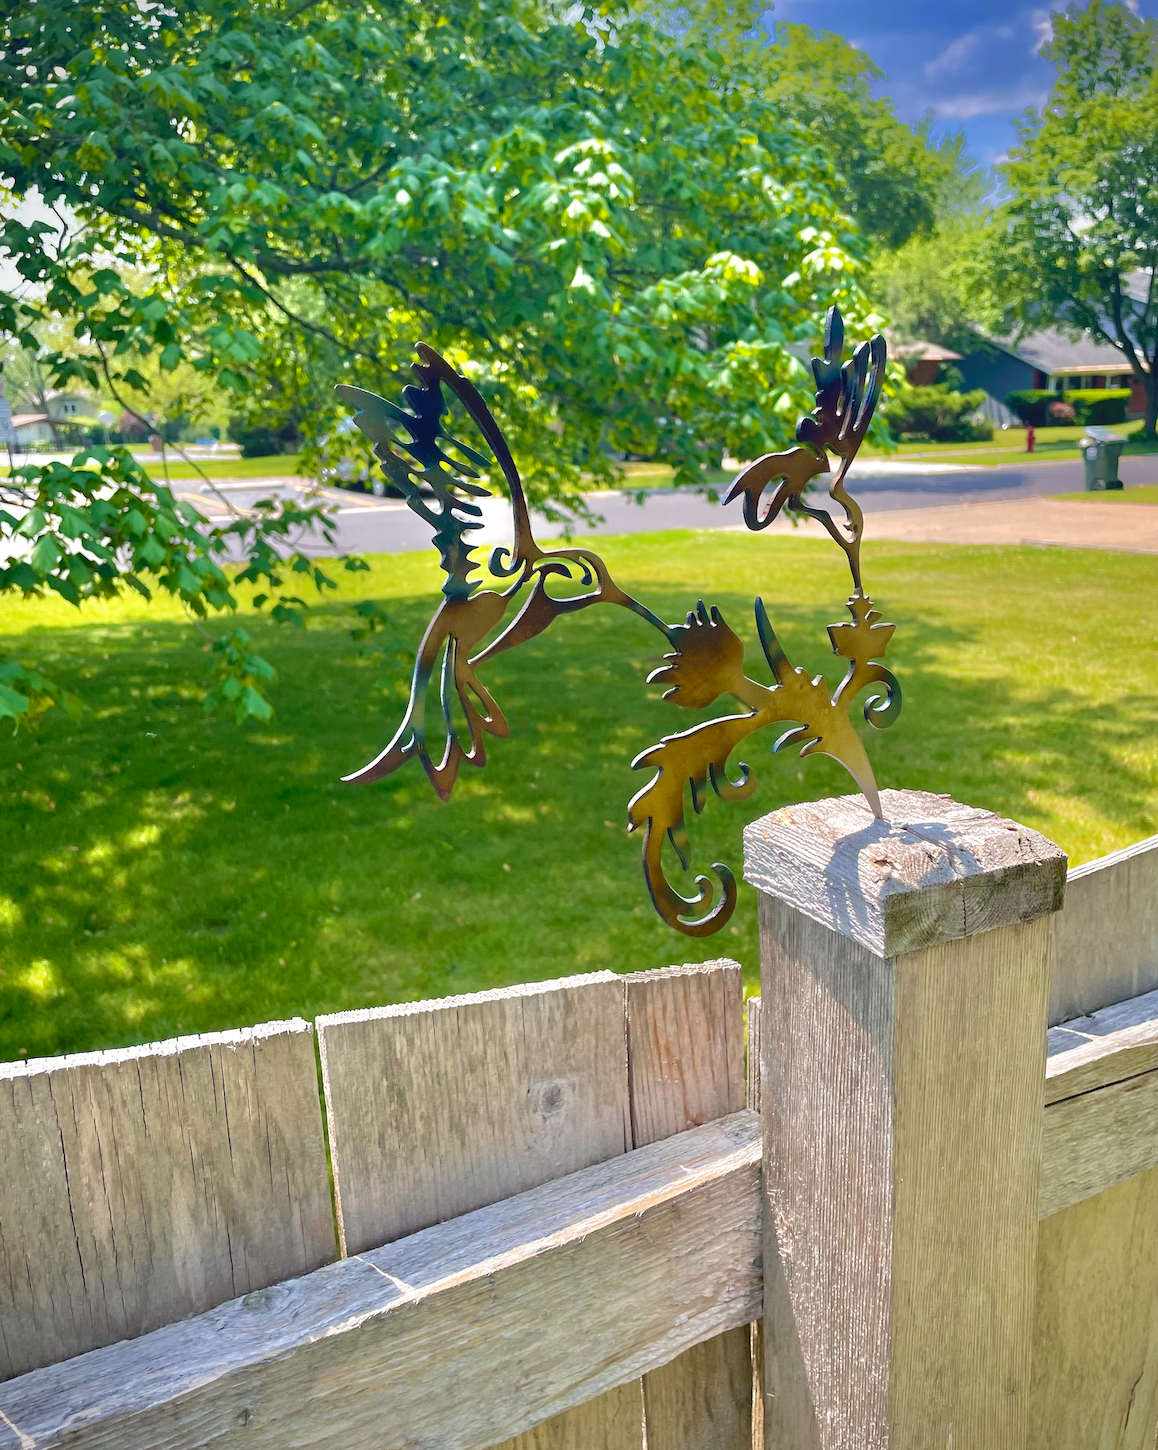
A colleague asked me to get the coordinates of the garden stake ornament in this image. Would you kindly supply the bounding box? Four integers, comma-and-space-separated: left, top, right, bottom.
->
336, 306, 901, 937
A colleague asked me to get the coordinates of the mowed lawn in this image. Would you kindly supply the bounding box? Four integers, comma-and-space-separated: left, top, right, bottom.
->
2, 531, 1157, 1062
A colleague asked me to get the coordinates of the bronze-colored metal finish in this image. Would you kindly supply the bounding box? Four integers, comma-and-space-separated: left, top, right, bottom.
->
336, 307, 900, 936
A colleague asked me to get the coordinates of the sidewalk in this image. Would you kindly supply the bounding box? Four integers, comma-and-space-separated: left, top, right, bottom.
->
864, 496, 1158, 553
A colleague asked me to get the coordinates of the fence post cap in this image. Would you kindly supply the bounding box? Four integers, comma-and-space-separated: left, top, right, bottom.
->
743, 789, 1067, 958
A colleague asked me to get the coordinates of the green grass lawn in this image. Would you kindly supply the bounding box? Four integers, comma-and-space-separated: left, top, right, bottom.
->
1053, 484, 1158, 504
3, 531, 1157, 1063
1, 452, 302, 483
147, 453, 303, 482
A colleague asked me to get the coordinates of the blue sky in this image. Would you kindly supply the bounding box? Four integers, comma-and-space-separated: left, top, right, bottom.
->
767, 0, 1158, 170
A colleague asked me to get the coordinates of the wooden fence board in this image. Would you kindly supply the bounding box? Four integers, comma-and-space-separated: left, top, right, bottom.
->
1041, 1069, 1158, 1218
0, 1019, 334, 1382
1046, 986, 1158, 1103
1051, 833, 1158, 1025
746, 996, 762, 1116
320, 971, 637, 1450
627, 963, 751, 1450
317, 973, 630, 1256
0, 1111, 763, 1450
746, 996, 764, 1450
641, 1330, 754, 1450
1031, 1164, 1158, 1449
626, 962, 745, 1143
501, 1383, 643, 1450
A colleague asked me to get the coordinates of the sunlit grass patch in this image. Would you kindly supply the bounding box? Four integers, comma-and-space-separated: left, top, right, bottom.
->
2, 531, 1157, 1060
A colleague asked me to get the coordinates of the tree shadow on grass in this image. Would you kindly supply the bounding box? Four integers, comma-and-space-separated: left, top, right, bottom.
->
1, 572, 1156, 1058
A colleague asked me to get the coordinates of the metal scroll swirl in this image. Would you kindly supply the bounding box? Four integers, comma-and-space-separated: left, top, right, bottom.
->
335, 308, 900, 936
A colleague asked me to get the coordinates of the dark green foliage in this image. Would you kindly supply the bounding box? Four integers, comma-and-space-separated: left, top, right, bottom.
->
0, 0, 887, 500
989, 1, 1158, 435
883, 384, 992, 442
1007, 388, 1131, 426
233, 428, 283, 460
761, 24, 979, 250
1006, 391, 1058, 426
1065, 389, 1131, 425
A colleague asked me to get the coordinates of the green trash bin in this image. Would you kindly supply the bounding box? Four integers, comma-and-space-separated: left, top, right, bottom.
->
1081, 426, 1126, 490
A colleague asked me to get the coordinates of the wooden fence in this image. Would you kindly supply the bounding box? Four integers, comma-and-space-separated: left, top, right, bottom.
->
2, 799, 1158, 1447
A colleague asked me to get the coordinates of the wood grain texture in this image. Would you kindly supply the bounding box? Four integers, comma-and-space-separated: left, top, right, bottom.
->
743, 790, 1066, 958
1047, 986, 1158, 1102
641, 1330, 753, 1450
756, 894, 1052, 1448
1051, 831, 1158, 1025
626, 962, 751, 1450
499, 1383, 643, 1450
317, 972, 630, 1255
1041, 1068, 1158, 1217
746, 996, 762, 1115
0, 1111, 763, 1450
0, 1019, 334, 1382
890, 918, 1051, 1445
1031, 1164, 1158, 1450
746, 997, 764, 1450
758, 894, 893, 1448
626, 961, 745, 1146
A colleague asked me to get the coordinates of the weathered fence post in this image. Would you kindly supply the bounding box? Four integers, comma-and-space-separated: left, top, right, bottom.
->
744, 789, 1067, 1448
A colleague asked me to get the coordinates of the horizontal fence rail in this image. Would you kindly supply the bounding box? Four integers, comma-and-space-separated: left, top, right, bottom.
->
0, 1112, 762, 1450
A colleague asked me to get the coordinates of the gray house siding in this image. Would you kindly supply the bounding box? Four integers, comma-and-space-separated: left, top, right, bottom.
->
957, 346, 1038, 403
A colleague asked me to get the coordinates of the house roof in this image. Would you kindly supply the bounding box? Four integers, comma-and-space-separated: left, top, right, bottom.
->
981, 327, 1132, 375
11, 413, 49, 428
889, 338, 963, 362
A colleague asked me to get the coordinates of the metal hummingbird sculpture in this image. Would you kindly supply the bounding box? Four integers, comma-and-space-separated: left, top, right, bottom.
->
335, 306, 900, 937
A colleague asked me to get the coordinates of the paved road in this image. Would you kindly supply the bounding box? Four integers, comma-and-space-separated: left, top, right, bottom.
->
177, 453, 1158, 558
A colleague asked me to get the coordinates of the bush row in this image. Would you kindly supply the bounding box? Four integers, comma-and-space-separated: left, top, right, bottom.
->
1005, 389, 1131, 426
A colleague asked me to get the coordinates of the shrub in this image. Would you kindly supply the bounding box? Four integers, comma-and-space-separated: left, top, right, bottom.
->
1007, 387, 1132, 426
1005, 390, 1055, 426
228, 417, 301, 458
231, 426, 280, 458
883, 384, 993, 442
1064, 389, 1130, 425
1047, 400, 1076, 425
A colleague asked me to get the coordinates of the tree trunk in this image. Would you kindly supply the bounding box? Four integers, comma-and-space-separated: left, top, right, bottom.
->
1145, 372, 1158, 439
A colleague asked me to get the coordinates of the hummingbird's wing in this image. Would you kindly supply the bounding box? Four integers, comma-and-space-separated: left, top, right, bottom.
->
336, 367, 493, 602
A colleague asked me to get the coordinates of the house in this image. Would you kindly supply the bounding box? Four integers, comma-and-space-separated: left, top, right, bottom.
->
11, 392, 101, 446
956, 329, 1142, 424
889, 339, 963, 387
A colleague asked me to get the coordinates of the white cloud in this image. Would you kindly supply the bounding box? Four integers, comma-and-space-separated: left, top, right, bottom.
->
925, 29, 982, 79
1031, 4, 1066, 54
936, 85, 1049, 119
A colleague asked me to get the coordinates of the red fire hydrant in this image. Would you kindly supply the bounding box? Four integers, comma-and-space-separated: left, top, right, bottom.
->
1027, 423, 1035, 453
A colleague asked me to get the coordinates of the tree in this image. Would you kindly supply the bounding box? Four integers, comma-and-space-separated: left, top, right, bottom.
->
989, 0, 1158, 436
871, 217, 990, 352
0, 0, 894, 727
1, 0, 884, 501
760, 24, 979, 252
0, 445, 368, 728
